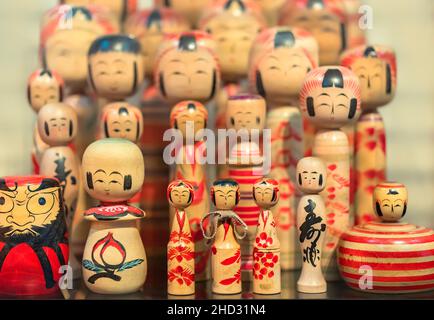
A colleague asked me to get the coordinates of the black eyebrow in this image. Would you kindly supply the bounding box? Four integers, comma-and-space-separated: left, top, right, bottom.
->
94, 169, 106, 174
109, 171, 123, 176
317, 93, 330, 97
60, 117, 67, 120
302, 171, 308, 173
311, 171, 318, 174
319, 15, 334, 21
337, 93, 349, 98
49, 118, 57, 121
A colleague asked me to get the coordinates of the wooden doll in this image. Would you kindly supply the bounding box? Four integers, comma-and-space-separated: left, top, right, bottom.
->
27, 68, 64, 174
226, 94, 266, 277
338, 182, 434, 293
199, 0, 265, 133
201, 180, 248, 294
252, 178, 281, 295
295, 157, 327, 293
299, 66, 361, 280
167, 180, 195, 296
40, 5, 116, 93
0, 176, 68, 296
88, 34, 144, 102
154, 31, 220, 104
340, 45, 397, 225
249, 26, 319, 270
253, 0, 286, 26
125, 8, 190, 84
81, 138, 146, 294
279, 0, 348, 66
38, 103, 80, 218
170, 100, 210, 281
155, 0, 213, 28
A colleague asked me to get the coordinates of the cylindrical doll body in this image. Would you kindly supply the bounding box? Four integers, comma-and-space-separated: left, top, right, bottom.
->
81, 138, 147, 294
299, 66, 361, 281
252, 178, 281, 295
167, 180, 195, 296
170, 101, 210, 281
295, 157, 328, 293
340, 45, 397, 225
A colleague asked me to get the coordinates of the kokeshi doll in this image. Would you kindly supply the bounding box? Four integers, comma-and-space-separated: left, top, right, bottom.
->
340, 45, 397, 224
253, 0, 286, 26
170, 101, 210, 281
299, 66, 361, 280
88, 34, 144, 103
201, 180, 248, 295
155, 0, 213, 28
249, 27, 319, 270
167, 180, 195, 296
338, 182, 434, 293
226, 94, 266, 276
0, 176, 68, 296
279, 0, 348, 66
27, 68, 65, 174
296, 157, 327, 293
81, 139, 146, 294
125, 8, 190, 84
155, 31, 220, 104
40, 5, 115, 93
38, 103, 80, 218
199, 0, 265, 130
252, 178, 281, 295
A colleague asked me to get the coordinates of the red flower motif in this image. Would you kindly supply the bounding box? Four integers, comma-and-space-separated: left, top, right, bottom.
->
221, 249, 241, 266
253, 250, 278, 280
167, 265, 194, 286
255, 232, 273, 249
168, 246, 194, 262
220, 270, 241, 286
328, 164, 337, 171
169, 230, 193, 244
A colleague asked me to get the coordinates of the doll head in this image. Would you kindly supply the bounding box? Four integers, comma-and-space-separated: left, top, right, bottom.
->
253, 178, 279, 209
167, 179, 195, 210
199, 0, 265, 82
82, 138, 145, 202
27, 68, 64, 113
296, 156, 327, 194
100, 102, 143, 142
40, 5, 115, 91
249, 26, 318, 105
210, 179, 240, 210
299, 66, 361, 129
154, 31, 220, 104
373, 182, 408, 222
125, 8, 189, 79
279, 0, 348, 65
170, 100, 208, 138
155, 0, 213, 27
37, 102, 78, 146
88, 34, 144, 100
225, 94, 266, 133
340, 45, 397, 110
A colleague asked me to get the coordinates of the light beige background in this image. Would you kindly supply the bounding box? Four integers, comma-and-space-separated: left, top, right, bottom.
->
0, 0, 432, 227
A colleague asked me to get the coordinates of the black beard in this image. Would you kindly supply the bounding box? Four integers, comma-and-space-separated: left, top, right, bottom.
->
0, 213, 67, 246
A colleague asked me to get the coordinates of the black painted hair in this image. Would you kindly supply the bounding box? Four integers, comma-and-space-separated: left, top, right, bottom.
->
213, 179, 239, 188
322, 69, 344, 88
146, 9, 162, 30
363, 46, 378, 58
89, 35, 141, 56
224, 0, 246, 11
178, 35, 197, 51
307, 0, 324, 8
274, 30, 295, 48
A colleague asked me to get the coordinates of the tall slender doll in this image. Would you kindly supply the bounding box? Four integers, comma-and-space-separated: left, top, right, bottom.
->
296, 157, 327, 293
201, 180, 248, 294
340, 45, 397, 224
299, 66, 361, 280
167, 180, 195, 296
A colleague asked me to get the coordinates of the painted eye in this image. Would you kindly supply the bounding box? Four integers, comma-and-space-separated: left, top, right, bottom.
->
27, 193, 55, 215
126, 128, 131, 132
0, 194, 14, 213
114, 129, 120, 132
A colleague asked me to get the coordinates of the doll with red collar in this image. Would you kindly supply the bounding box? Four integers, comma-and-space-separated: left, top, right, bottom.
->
81, 138, 146, 294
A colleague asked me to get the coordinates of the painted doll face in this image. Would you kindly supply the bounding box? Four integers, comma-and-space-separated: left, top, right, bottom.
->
171, 101, 207, 138
0, 177, 61, 239
212, 185, 239, 210
296, 156, 327, 194
349, 57, 395, 109
225, 95, 266, 133
37, 103, 78, 146
158, 49, 218, 103
283, 7, 344, 65
253, 179, 279, 209
373, 182, 408, 222
258, 47, 314, 103
82, 139, 144, 202
168, 184, 194, 209
205, 15, 261, 81
101, 103, 143, 142
28, 73, 62, 113
89, 51, 144, 100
